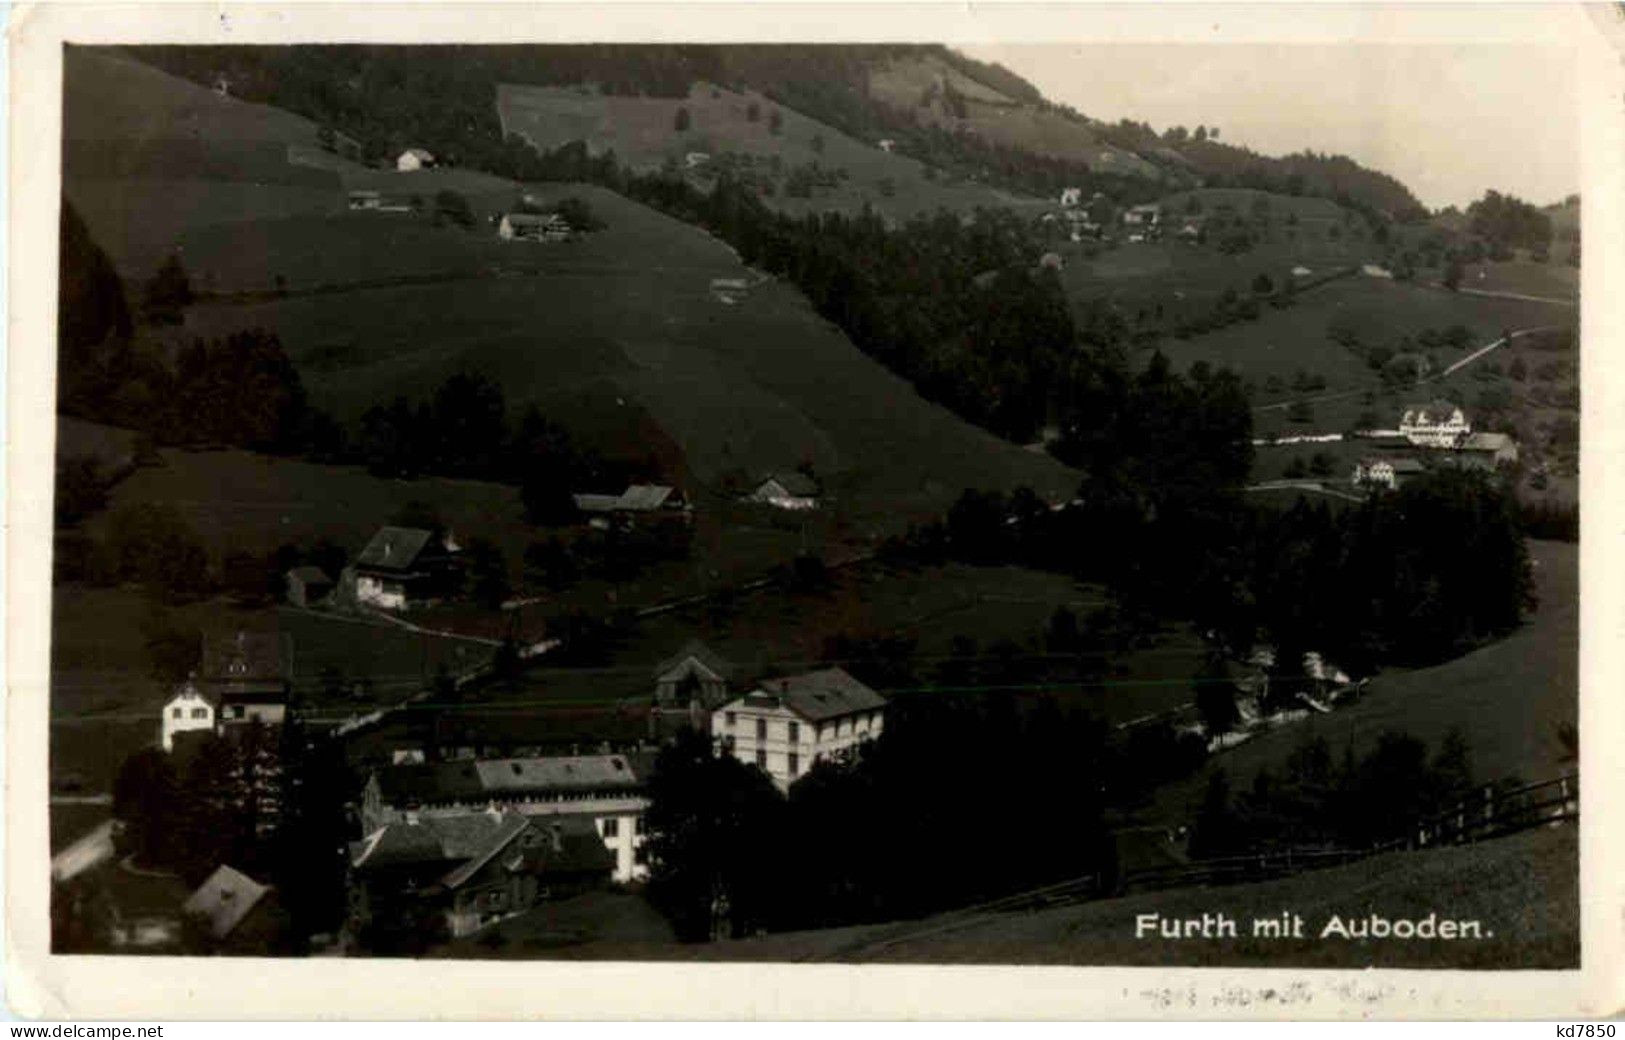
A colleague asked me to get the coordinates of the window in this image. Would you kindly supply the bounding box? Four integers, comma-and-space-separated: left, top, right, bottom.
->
634, 845, 649, 865
755, 750, 767, 769
755, 718, 766, 740
788, 722, 800, 743
634, 815, 645, 835
815, 723, 824, 742
191, 708, 208, 719
171, 708, 183, 719
725, 712, 736, 728
788, 753, 799, 776
602, 817, 620, 838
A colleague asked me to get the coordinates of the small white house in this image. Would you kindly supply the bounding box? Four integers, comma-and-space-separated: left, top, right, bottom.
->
396, 148, 436, 172
712, 668, 885, 791
877, 138, 897, 154
160, 680, 215, 753
684, 152, 711, 169
1059, 187, 1083, 208
1361, 263, 1394, 279
1399, 400, 1471, 448
1352, 456, 1424, 491
746, 471, 820, 511
1123, 204, 1161, 227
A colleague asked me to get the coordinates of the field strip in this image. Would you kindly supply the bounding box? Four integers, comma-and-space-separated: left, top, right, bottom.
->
1451, 286, 1577, 307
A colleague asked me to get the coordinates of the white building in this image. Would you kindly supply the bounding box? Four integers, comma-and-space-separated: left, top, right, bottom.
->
1399, 400, 1471, 448
1361, 263, 1394, 279
1059, 187, 1083, 208
360, 753, 654, 883
1352, 456, 1424, 491
160, 680, 215, 752
396, 148, 435, 172
712, 668, 886, 791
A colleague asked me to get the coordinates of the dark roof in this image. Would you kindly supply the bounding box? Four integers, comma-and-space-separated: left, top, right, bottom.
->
375, 753, 646, 806
1402, 400, 1463, 423
749, 667, 886, 723
354, 526, 437, 573
655, 639, 734, 682
352, 811, 614, 887
182, 865, 270, 939
201, 631, 289, 685
287, 565, 332, 585
758, 471, 820, 497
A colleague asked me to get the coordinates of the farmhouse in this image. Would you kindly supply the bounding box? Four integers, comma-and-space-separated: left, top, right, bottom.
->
348, 810, 613, 939
746, 471, 820, 511
396, 148, 436, 172
203, 630, 292, 730
1352, 456, 1425, 491
498, 211, 572, 242
572, 484, 690, 522
653, 640, 735, 724
285, 565, 333, 608
1123, 204, 1161, 227
160, 680, 216, 753
345, 526, 464, 611
1399, 400, 1471, 448
712, 668, 886, 791
359, 752, 655, 883
877, 138, 897, 153
1059, 187, 1083, 207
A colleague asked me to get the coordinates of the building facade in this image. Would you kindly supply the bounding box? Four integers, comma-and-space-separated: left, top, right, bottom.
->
360, 753, 655, 883
160, 681, 216, 752
711, 668, 886, 791
1399, 400, 1471, 447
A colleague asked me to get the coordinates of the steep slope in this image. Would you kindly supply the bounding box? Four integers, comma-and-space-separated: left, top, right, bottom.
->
64, 49, 1079, 523
866, 51, 1164, 179
497, 79, 1045, 219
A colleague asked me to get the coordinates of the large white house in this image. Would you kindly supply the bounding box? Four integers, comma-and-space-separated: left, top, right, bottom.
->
160, 680, 215, 752
711, 668, 886, 791
1399, 400, 1471, 448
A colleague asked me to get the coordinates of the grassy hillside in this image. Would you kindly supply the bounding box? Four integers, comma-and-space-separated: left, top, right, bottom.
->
514, 823, 1575, 967
866, 52, 1164, 179
165, 180, 1076, 517
497, 80, 1045, 220
1149, 538, 1576, 827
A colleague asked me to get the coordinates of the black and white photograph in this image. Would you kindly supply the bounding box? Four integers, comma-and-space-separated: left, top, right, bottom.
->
10, 0, 1624, 1020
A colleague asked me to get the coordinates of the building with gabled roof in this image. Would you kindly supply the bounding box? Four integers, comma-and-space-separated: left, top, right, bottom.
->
348, 810, 613, 938
345, 526, 462, 611
182, 864, 282, 946
360, 752, 655, 883
711, 667, 886, 790
746, 471, 820, 511
1353, 456, 1425, 491
1399, 399, 1470, 447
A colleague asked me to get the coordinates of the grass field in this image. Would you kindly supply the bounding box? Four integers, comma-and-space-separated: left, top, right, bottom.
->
1147, 538, 1576, 828
497, 80, 1045, 221
866, 52, 1164, 179
165, 181, 1077, 522
584, 823, 1574, 967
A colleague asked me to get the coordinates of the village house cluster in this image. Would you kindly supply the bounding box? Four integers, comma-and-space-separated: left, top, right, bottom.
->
141, 620, 887, 945
1352, 400, 1520, 492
